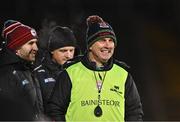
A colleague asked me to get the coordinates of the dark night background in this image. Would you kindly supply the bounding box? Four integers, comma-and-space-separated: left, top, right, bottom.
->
0, 0, 180, 120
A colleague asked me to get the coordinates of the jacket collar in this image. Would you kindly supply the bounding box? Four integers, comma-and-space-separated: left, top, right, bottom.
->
0, 49, 19, 66
0, 49, 34, 70
42, 54, 63, 72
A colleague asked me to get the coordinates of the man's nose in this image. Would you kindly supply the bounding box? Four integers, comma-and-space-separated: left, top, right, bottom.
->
104, 40, 114, 48
33, 43, 38, 51
65, 51, 73, 59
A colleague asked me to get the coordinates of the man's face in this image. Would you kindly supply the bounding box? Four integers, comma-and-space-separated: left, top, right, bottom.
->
51, 46, 75, 65
16, 39, 38, 62
89, 37, 115, 66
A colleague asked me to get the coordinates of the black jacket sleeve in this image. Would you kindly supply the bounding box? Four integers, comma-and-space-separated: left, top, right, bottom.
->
45, 70, 71, 121
125, 74, 144, 121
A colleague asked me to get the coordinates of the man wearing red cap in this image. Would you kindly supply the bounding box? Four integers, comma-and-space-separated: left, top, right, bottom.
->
0, 20, 45, 120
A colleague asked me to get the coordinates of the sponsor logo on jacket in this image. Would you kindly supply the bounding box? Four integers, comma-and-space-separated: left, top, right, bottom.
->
44, 77, 56, 83
81, 99, 120, 107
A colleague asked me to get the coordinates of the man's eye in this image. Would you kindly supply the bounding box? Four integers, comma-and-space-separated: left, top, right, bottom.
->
59, 50, 66, 52
109, 39, 113, 42
29, 42, 34, 45
70, 49, 74, 52
99, 39, 106, 42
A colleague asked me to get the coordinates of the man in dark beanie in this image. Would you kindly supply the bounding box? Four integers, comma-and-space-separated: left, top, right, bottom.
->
48, 26, 78, 65
0, 20, 45, 120
34, 26, 79, 112
46, 15, 143, 121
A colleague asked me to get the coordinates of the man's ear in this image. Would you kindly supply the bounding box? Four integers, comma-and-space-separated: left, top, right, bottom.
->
51, 51, 54, 54
89, 47, 92, 51
15, 49, 19, 55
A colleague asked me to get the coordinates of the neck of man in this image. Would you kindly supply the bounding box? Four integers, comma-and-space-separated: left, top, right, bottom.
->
88, 52, 105, 68
52, 58, 62, 66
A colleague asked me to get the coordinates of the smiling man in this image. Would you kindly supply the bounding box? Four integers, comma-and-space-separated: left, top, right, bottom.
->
46, 15, 143, 122
0, 20, 44, 121
15, 38, 38, 61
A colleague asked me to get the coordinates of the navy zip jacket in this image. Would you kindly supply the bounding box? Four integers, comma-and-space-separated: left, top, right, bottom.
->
0, 49, 44, 121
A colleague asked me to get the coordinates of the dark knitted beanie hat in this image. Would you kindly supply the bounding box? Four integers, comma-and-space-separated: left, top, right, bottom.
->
86, 15, 117, 48
48, 26, 77, 52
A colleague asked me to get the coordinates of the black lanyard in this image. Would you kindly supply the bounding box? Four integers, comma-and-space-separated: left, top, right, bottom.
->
93, 71, 107, 117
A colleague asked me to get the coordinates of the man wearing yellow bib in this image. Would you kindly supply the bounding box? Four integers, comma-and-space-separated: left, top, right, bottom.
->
46, 15, 143, 121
